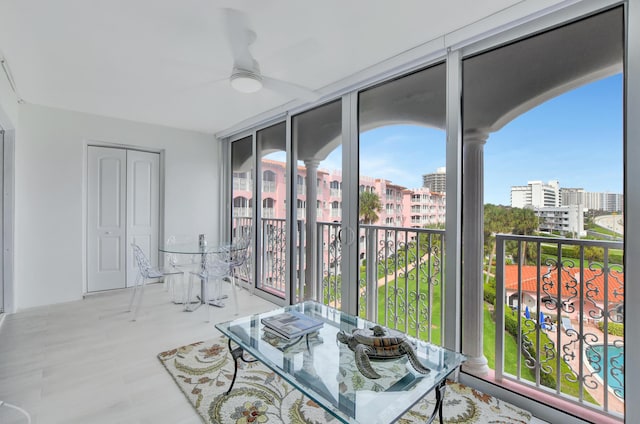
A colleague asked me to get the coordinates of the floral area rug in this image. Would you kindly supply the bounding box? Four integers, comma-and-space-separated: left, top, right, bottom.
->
158, 336, 534, 424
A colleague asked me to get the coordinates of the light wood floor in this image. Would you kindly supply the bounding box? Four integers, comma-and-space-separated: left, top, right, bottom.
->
0, 282, 277, 424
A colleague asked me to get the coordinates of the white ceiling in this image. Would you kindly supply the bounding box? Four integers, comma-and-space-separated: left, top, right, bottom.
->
0, 0, 569, 135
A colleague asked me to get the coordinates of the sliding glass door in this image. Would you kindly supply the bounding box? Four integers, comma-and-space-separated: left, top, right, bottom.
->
0, 129, 3, 314
230, 135, 254, 292
292, 100, 344, 307
357, 64, 447, 343
463, 6, 624, 418
256, 122, 288, 298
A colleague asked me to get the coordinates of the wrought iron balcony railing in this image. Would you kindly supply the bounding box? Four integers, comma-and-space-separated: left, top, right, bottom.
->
232, 218, 445, 346
494, 234, 624, 420
315, 222, 445, 345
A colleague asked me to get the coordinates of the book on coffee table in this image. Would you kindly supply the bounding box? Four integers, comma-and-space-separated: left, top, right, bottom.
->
261, 311, 323, 339
262, 328, 324, 351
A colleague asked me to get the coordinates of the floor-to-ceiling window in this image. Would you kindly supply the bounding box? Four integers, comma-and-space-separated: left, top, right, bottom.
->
256, 122, 287, 298
357, 63, 447, 344
463, 6, 624, 420
224, 4, 631, 422
292, 100, 342, 307
231, 135, 254, 288
0, 129, 3, 314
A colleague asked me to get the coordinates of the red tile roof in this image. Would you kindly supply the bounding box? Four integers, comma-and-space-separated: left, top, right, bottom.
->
504, 264, 624, 304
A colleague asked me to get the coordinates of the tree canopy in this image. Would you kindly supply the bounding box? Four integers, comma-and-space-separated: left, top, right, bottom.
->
359, 191, 383, 224
484, 204, 538, 238
484, 204, 539, 263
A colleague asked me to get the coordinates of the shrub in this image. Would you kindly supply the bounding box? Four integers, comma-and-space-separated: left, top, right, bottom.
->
503, 307, 556, 389
484, 283, 496, 305
504, 307, 519, 336
598, 321, 624, 336
498, 306, 596, 401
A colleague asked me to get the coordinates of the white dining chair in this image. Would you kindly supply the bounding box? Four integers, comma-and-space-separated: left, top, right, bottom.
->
188, 249, 238, 321
230, 229, 253, 295
128, 243, 184, 321
164, 235, 198, 304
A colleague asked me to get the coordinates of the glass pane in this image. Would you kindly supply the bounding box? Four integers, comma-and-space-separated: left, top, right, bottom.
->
358, 63, 447, 345
463, 7, 624, 418
231, 135, 254, 288
0, 130, 3, 314
292, 100, 342, 307
257, 122, 287, 297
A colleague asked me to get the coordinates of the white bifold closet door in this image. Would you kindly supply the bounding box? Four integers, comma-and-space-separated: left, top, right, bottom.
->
87, 146, 159, 292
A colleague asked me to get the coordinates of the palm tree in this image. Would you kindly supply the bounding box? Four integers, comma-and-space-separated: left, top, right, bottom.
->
511, 207, 539, 265
359, 191, 382, 224
484, 204, 513, 285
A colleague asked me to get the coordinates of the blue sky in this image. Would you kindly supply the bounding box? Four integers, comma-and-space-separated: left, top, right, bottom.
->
272, 74, 622, 206
352, 73, 623, 205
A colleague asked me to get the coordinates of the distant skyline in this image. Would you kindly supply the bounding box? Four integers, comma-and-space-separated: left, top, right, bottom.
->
485, 73, 622, 205
358, 73, 623, 205
270, 74, 623, 206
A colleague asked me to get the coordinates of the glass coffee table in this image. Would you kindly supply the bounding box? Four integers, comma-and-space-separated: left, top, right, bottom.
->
215, 301, 465, 424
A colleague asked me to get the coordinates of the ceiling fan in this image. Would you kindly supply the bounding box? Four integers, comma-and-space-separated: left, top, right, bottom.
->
222, 8, 320, 102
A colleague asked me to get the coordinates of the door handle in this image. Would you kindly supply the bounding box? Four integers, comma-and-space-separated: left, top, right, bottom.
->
338, 227, 356, 245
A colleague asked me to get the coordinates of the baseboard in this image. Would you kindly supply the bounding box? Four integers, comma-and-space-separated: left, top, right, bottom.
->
530, 417, 550, 424
459, 372, 621, 424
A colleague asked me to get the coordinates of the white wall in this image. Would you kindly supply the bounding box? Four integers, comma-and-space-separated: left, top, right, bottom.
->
0, 65, 19, 128
16, 103, 220, 310
0, 73, 18, 314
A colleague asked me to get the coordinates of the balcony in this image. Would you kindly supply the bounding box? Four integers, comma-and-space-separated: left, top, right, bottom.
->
233, 179, 253, 192
262, 180, 276, 193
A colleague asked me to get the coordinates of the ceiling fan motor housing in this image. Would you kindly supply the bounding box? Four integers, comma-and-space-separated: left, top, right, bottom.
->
230, 65, 263, 93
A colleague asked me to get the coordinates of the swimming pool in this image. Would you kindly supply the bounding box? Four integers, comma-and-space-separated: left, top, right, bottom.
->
585, 344, 624, 399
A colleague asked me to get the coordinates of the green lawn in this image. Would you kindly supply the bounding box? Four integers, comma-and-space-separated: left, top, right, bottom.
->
483, 303, 536, 380
588, 223, 621, 238
373, 264, 443, 345
365, 265, 599, 406
351, 244, 605, 406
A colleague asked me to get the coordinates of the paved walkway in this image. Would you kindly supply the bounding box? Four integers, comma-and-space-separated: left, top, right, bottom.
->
375, 252, 432, 288
594, 214, 624, 236
545, 320, 624, 415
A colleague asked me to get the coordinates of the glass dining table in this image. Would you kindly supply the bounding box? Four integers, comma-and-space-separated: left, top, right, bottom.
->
159, 241, 235, 311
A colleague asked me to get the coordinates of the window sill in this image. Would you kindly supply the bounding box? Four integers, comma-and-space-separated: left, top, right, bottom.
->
459, 370, 623, 424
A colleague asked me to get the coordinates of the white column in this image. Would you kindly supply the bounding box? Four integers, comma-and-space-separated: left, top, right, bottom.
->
304, 159, 319, 300
461, 129, 490, 376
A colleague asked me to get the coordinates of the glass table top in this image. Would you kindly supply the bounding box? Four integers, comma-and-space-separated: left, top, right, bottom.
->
159, 241, 238, 255
216, 301, 465, 424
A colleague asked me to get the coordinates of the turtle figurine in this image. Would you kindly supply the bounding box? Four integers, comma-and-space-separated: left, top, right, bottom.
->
336, 325, 431, 379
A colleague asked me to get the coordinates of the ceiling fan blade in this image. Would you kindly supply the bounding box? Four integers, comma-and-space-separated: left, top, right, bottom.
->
222, 8, 256, 71
261, 76, 321, 102
181, 76, 228, 92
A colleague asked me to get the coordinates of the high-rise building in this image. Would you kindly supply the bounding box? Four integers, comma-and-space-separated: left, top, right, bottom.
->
560, 187, 585, 207
510, 180, 559, 208
535, 204, 586, 237
511, 181, 623, 215
561, 187, 623, 212
422, 167, 446, 193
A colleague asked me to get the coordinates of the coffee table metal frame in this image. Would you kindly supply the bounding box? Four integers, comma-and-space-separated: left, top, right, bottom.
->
216, 301, 465, 424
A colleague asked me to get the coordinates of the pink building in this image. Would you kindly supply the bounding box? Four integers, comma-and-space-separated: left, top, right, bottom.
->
233, 158, 446, 227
